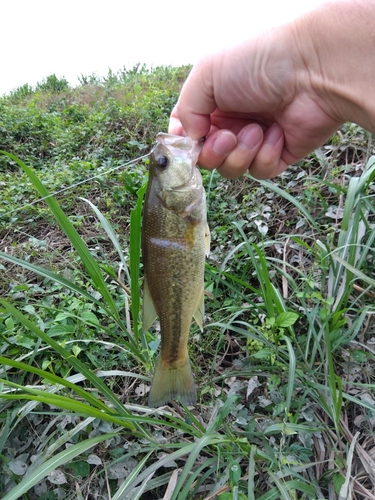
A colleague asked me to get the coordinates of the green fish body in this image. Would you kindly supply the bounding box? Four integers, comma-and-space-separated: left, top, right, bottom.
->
142, 133, 209, 407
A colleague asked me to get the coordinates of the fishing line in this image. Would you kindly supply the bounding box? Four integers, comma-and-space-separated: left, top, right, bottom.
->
5, 153, 149, 216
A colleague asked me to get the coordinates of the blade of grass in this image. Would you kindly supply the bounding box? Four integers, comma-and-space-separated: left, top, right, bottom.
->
331, 253, 375, 288
341, 156, 375, 231
116, 435, 227, 499
28, 417, 95, 472
263, 470, 292, 500
0, 381, 134, 428
2, 433, 118, 500
111, 451, 154, 500
254, 177, 318, 229
263, 422, 322, 435
0, 356, 113, 412
280, 335, 296, 415
208, 321, 274, 349
170, 434, 228, 500
0, 299, 145, 416
339, 431, 358, 500
132, 472, 156, 500
233, 222, 288, 318
112, 444, 197, 499
233, 223, 274, 317
0, 409, 14, 456
130, 181, 148, 346
0, 151, 120, 321
80, 197, 131, 284
248, 445, 257, 500
0, 252, 106, 311
0, 378, 202, 437
178, 458, 217, 499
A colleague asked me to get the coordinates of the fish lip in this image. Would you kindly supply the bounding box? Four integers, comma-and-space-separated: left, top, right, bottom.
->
156, 133, 194, 150
154, 133, 204, 161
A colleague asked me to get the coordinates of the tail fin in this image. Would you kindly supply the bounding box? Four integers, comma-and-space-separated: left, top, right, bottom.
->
148, 357, 196, 408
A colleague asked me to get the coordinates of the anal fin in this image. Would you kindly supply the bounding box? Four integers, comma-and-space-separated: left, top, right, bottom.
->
205, 222, 210, 257
193, 286, 204, 332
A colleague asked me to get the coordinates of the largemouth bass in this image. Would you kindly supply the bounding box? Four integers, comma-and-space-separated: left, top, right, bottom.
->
142, 133, 209, 407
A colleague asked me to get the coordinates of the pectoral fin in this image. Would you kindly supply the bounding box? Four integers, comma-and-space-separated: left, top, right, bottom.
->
142, 278, 158, 332
205, 223, 210, 257
193, 286, 204, 332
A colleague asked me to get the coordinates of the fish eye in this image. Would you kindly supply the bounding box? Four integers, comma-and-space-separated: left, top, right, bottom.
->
156, 155, 169, 168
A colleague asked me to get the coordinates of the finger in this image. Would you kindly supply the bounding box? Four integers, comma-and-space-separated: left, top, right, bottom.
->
247, 123, 288, 179
168, 104, 211, 138
168, 106, 185, 136
174, 58, 217, 140
199, 123, 263, 179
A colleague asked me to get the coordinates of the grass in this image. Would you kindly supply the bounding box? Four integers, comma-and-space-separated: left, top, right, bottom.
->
1, 73, 375, 498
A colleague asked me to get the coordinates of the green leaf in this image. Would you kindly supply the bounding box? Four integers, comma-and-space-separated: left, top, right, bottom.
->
263, 422, 321, 435
252, 348, 273, 360
80, 311, 100, 325
334, 472, 345, 494
276, 312, 299, 328
66, 459, 90, 478
229, 460, 241, 486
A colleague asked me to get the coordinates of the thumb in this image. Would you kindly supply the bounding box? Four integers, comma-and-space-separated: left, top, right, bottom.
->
173, 58, 217, 140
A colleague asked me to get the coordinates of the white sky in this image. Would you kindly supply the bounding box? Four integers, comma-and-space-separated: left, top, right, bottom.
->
1, 0, 325, 96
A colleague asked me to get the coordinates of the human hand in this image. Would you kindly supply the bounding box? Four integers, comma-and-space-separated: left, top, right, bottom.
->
169, 16, 347, 179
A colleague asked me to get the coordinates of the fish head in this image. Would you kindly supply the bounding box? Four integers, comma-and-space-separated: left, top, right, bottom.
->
148, 133, 204, 213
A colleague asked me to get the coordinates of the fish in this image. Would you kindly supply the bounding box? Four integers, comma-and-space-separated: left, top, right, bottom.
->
142, 132, 210, 407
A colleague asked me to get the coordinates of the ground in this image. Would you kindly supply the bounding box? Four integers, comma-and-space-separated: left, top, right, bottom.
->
1, 70, 375, 499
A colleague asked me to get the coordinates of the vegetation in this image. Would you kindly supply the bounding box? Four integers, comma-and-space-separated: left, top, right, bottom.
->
1, 66, 375, 499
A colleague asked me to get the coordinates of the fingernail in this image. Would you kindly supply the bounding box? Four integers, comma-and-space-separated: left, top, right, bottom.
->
266, 124, 283, 145
238, 124, 263, 150
213, 132, 237, 156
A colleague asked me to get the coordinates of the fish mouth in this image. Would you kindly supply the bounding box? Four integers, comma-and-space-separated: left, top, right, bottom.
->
156, 133, 193, 150
155, 133, 203, 163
